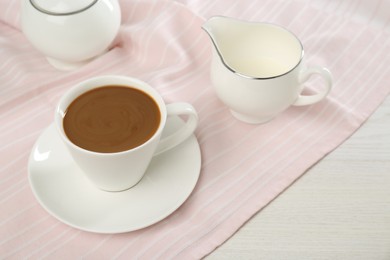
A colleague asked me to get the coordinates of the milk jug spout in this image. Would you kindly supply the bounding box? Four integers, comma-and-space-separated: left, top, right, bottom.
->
201, 16, 241, 75
202, 16, 279, 78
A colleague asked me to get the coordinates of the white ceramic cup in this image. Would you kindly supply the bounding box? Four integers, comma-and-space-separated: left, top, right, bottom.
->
55, 75, 198, 191
204, 17, 333, 124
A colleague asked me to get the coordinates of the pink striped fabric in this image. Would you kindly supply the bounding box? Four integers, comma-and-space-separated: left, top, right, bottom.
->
1, 0, 390, 258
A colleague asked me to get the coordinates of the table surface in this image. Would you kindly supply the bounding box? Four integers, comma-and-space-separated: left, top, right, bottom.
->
207, 96, 390, 259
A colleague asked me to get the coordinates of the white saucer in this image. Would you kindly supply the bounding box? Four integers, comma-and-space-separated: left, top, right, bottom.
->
28, 117, 201, 234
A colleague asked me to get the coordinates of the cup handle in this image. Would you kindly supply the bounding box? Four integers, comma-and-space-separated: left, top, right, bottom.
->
154, 102, 198, 156
292, 66, 333, 106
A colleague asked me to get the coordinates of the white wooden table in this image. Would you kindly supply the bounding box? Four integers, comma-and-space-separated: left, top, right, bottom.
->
208, 96, 390, 259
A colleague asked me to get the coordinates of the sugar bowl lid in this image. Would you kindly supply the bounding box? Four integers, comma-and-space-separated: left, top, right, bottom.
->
30, 0, 98, 15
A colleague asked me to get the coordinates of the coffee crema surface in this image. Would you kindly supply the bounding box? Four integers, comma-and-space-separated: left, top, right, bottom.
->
63, 86, 161, 153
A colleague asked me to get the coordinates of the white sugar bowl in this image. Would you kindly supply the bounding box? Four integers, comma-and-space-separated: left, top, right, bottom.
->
21, 0, 121, 70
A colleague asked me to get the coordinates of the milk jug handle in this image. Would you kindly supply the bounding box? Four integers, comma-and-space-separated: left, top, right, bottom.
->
293, 66, 333, 106
154, 103, 198, 156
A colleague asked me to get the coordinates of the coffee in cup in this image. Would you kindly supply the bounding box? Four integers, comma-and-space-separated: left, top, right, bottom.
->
63, 86, 161, 153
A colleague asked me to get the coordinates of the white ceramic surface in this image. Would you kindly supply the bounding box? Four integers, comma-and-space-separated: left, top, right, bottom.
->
202, 16, 333, 124
21, 0, 121, 70
55, 75, 198, 191
28, 118, 201, 234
